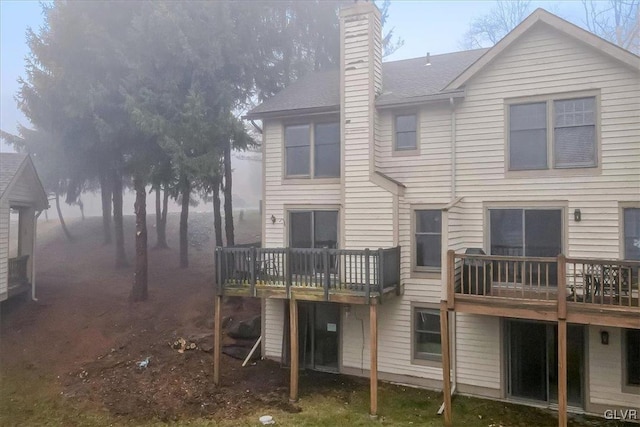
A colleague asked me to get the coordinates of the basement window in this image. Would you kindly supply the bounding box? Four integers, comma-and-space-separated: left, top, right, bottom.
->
413, 308, 441, 362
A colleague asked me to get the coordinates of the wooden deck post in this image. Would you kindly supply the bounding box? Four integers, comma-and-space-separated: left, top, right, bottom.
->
213, 294, 222, 385
558, 318, 568, 427
370, 302, 378, 417
289, 298, 299, 402
447, 250, 455, 310
440, 301, 452, 427
557, 254, 567, 427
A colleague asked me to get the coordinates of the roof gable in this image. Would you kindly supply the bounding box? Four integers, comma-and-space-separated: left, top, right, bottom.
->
0, 153, 49, 210
445, 8, 640, 91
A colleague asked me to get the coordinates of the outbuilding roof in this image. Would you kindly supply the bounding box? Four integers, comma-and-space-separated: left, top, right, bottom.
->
0, 153, 28, 198
0, 152, 49, 210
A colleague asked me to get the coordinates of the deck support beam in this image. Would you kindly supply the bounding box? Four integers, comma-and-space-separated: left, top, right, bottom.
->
289, 298, 299, 402
370, 302, 378, 417
557, 255, 568, 427
557, 318, 568, 427
213, 294, 222, 385
440, 301, 452, 427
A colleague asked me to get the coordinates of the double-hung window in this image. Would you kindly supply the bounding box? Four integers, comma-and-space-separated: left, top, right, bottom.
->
415, 210, 442, 270
413, 308, 441, 362
284, 122, 340, 178
623, 207, 640, 261
394, 114, 417, 151
508, 96, 597, 171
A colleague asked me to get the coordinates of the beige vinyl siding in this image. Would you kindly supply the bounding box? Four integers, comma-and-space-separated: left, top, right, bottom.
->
8, 177, 36, 204
455, 314, 501, 391
342, 300, 442, 380
342, 9, 394, 250
0, 203, 9, 300
261, 117, 341, 363
588, 326, 639, 408
264, 298, 285, 360
451, 26, 639, 395
262, 119, 341, 248
454, 23, 639, 257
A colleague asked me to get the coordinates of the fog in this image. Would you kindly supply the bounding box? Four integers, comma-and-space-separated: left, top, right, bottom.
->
46, 152, 262, 219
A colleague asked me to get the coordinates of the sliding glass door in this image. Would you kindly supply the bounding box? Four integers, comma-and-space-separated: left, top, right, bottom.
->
490, 208, 562, 284
508, 320, 584, 407
289, 210, 338, 249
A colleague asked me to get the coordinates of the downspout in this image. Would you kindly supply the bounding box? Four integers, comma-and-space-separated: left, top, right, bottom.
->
449, 98, 457, 398
438, 97, 458, 415
31, 210, 43, 301
450, 97, 457, 199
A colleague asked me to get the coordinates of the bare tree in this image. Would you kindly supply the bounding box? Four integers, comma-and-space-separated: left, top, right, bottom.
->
462, 0, 532, 49
583, 0, 639, 53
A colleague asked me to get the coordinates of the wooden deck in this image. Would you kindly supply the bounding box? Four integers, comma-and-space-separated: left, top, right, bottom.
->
215, 246, 401, 305
446, 251, 640, 328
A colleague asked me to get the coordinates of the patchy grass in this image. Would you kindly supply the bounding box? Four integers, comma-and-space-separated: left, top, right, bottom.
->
2, 368, 634, 427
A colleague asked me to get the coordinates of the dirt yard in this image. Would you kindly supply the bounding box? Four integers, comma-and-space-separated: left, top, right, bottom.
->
0, 211, 304, 423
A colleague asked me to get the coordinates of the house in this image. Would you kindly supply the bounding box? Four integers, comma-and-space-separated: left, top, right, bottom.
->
0, 153, 49, 302
214, 4, 640, 426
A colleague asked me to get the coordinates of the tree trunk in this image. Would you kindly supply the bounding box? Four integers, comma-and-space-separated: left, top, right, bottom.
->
212, 176, 223, 247
180, 178, 190, 268
112, 168, 128, 268
55, 191, 74, 241
99, 171, 112, 244
223, 140, 234, 246
155, 186, 169, 249
130, 176, 148, 302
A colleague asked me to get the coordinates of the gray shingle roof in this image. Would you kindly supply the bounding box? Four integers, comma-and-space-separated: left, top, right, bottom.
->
0, 153, 28, 199
246, 48, 488, 119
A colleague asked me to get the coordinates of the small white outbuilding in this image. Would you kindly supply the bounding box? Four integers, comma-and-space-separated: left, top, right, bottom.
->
0, 153, 49, 302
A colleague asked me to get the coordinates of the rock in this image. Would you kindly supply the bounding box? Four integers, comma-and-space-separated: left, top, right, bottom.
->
226, 315, 260, 339
222, 343, 261, 360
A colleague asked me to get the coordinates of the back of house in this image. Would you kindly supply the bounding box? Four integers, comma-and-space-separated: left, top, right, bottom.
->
216, 4, 640, 424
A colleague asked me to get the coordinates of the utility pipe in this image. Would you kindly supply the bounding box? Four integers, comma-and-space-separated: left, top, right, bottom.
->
31, 209, 43, 301
449, 97, 457, 199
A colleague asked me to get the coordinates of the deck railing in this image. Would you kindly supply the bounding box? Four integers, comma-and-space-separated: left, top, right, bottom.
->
216, 246, 401, 299
449, 251, 640, 309
8, 255, 29, 285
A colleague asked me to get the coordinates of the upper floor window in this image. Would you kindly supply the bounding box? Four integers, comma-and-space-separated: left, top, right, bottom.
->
508, 96, 597, 171
285, 122, 340, 178
623, 208, 640, 261
394, 114, 417, 151
415, 209, 441, 269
